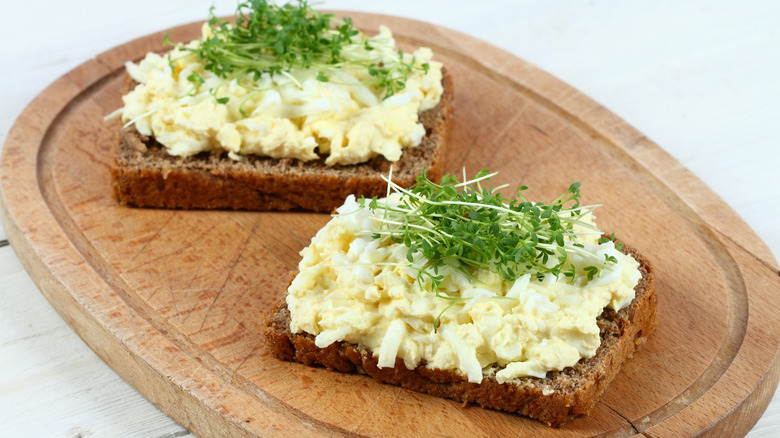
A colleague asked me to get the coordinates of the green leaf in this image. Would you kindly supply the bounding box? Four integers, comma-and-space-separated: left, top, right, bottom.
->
186, 72, 204, 87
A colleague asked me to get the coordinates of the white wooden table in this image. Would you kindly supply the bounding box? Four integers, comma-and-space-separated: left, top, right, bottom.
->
1, 1, 777, 436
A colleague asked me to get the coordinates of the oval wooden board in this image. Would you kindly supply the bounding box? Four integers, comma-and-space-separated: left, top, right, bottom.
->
1, 12, 779, 438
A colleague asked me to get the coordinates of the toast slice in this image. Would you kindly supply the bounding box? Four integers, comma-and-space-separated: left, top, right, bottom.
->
111, 70, 454, 212
265, 242, 656, 427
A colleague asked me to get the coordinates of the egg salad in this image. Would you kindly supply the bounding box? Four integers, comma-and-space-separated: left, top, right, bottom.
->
286, 174, 642, 384
118, 23, 443, 165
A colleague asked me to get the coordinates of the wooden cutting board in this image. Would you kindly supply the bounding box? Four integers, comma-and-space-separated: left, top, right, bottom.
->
1, 12, 779, 437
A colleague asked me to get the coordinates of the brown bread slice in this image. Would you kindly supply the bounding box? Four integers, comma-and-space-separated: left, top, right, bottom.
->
264, 242, 656, 427
111, 70, 454, 212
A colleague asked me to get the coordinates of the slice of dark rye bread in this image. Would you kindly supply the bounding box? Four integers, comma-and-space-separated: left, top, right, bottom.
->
264, 242, 656, 427
111, 69, 454, 212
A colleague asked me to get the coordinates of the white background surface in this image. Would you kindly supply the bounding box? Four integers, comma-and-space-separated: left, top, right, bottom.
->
1, 0, 778, 436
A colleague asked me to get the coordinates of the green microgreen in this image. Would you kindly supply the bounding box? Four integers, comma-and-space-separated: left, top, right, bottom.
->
598, 231, 624, 251
356, 169, 616, 329
167, 0, 428, 103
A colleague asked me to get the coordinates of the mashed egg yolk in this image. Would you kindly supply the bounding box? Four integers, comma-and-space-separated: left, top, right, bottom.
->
120, 25, 443, 166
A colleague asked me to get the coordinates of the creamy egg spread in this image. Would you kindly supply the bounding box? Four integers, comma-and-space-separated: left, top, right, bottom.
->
119, 25, 443, 165
286, 195, 642, 383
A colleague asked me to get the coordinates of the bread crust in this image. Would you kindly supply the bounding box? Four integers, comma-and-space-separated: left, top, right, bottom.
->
264, 242, 656, 426
111, 70, 454, 212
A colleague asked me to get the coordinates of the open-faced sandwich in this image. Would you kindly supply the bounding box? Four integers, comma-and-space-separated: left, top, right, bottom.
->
266, 169, 656, 426
109, 1, 453, 211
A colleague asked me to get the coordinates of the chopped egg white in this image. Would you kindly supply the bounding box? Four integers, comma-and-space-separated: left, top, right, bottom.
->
119, 25, 443, 165
286, 195, 642, 384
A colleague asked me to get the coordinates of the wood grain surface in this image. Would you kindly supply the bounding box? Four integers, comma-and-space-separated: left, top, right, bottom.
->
1, 13, 779, 437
